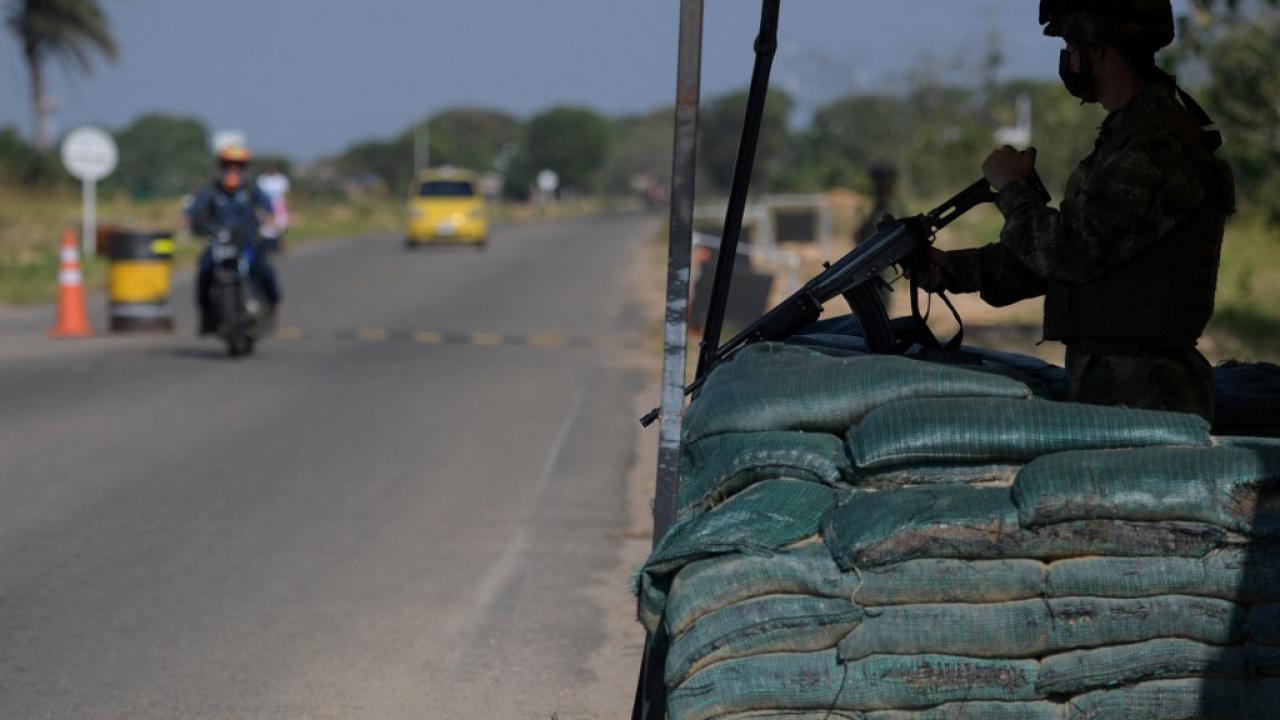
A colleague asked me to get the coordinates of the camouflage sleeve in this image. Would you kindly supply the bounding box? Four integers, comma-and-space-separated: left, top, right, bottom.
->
993, 129, 1206, 284
944, 245, 1047, 307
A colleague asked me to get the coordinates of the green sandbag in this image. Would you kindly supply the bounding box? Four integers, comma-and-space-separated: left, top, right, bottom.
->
823, 486, 1227, 570
669, 650, 1040, 720
1066, 678, 1280, 719
721, 707, 860, 712
664, 544, 848, 637
853, 463, 1022, 488
679, 431, 851, 517
853, 558, 1046, 606
1045, 548, 1280, 601
664, 548, 1045, 638
838, 596, 1242, 662
1014, 444, 1280, 536
850, 398, 1210, 473
682, 343, 1031, 443
638, 480, 837, 631
1037, 639, 1251, 696
665, 595, 863, 687
863, 703, 1066, 720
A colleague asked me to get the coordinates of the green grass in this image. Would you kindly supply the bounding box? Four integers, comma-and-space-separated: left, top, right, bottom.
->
1205, 214, 1280, 361
0, 188, 405, 305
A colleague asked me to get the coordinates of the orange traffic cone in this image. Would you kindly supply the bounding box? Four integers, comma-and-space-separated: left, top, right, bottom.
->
48, 228, 93, 338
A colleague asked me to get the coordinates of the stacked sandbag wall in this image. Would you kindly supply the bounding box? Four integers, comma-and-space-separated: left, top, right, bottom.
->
638, 342, 1280, 720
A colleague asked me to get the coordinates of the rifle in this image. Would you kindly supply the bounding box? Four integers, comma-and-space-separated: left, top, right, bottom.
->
640, 172, 1050, 428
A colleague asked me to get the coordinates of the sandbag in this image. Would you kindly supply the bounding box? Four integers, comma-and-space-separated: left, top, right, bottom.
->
1045, 548, 1280, 601
682, 343, 1031, 442
638, 479, 836, 631
1066, 678, 1280, 719
664, 544, 848, 637
664, 549, 1046, 638
852, 558, 1046, 606
823, 486, 1227, 570
1014, 443, 1280, 536
721, 707, 860, 712
853, 463, 1022, 488
679, 431, 851, 517
863, 703, 1066, 720
792, 317, 1070, 402
665, 595, 862, 686
1037, 639, 1252, 696
1214, 361, 1280, 438
668, 650, 1041, 720
849, 398, 1211, 474
838, 596, 1242, 662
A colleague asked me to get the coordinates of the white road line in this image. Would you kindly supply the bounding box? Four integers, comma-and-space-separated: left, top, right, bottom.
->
441, 386, 586, 671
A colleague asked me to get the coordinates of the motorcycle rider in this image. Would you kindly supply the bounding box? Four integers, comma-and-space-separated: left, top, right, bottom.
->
186, 144, 282, 335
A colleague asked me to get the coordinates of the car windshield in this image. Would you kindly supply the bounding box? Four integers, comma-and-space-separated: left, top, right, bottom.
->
419, 181, 475, 198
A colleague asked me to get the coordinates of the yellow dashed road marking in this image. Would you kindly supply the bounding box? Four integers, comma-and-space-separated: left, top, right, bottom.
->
357, 327, 390, 342
275, 326, 305, 341
471, 332, 504, 347
528, 333, 569, 349
413, 331, 444, 345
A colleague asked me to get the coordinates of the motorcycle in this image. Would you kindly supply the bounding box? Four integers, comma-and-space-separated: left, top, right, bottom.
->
205, 227, 269, 357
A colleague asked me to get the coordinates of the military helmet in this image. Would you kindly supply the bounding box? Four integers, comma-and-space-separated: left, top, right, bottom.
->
1040, 0, 1175, 50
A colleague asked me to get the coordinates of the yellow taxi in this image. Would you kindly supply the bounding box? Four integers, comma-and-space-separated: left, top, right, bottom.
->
406, 168, 490, 247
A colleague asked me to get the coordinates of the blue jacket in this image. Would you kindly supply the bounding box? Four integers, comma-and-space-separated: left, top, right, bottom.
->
187, 182, 274, 246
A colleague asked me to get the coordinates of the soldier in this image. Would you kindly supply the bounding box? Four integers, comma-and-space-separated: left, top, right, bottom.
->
923, 0, 1236, 421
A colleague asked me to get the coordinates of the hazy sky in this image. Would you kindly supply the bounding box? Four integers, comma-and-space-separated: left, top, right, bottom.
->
0, 1, 1183, 160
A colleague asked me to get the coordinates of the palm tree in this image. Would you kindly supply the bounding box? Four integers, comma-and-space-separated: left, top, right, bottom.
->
6, 0, 117, 150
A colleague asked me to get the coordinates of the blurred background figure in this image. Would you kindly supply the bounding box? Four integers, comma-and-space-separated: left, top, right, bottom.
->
852, 163, 901, 308
256, 163, 291, 253
853, 163, 900, 247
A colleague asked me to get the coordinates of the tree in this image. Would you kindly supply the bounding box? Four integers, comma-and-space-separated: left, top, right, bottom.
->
6, 0, 118, 150
698, 88, 794, 195
106, 114, 211, 199
599, 108, 673, 197
1203, 15, 1280, 216
420, 108, 522, 172
519, 106, 613, 194
0, 125, 61, 186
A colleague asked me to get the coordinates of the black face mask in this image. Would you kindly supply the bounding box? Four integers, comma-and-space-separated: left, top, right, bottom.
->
1059, 48, 1099, 103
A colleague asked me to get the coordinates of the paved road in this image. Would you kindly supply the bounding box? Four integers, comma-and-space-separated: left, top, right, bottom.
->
0, 215, 658, 719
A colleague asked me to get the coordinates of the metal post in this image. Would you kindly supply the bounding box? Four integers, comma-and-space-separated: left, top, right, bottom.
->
82, 179, 96, 258
653, 0, 704, 546
695, 0, 780, 376
632, 3, 704, 718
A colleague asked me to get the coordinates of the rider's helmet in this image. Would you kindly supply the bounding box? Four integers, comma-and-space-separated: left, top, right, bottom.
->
1039, 0, 1175, 51
217, 144, 253, 166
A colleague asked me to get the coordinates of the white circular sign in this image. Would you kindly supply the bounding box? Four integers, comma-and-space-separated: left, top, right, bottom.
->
61, 126, 118, 182
536, 169, 559, 194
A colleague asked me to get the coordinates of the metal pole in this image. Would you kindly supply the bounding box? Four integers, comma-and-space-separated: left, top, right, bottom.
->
695, 0, 780, 377
653, 0, 704, 546
632, 3, 704, 718
83, 179, 96, 258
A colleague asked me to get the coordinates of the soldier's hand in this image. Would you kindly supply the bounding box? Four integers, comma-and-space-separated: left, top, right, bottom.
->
983, 146, 1037, 191
914, 248, 954, 293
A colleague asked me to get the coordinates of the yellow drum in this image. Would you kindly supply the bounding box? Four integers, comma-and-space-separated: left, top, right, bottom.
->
108, 231, 175, 332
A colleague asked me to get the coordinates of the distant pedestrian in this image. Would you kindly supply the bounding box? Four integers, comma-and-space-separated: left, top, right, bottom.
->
257, 164, 292, 253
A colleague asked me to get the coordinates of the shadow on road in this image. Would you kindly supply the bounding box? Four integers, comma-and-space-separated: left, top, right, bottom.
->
152, 346, 236, 362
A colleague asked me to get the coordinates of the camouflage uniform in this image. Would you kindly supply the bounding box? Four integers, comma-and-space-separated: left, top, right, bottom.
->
944, 78, 1235, 421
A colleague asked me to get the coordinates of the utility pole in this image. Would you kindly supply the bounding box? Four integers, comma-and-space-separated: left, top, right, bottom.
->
413, 118, 430, 175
